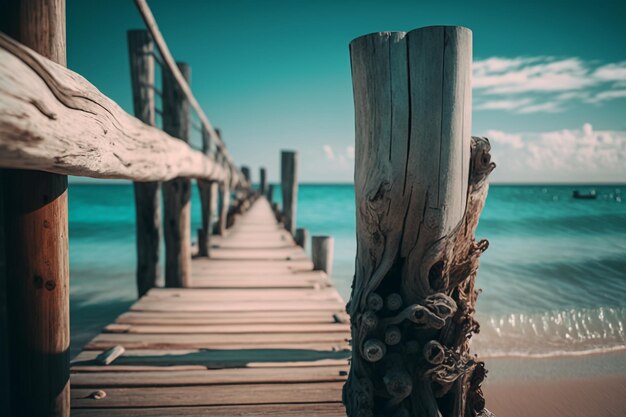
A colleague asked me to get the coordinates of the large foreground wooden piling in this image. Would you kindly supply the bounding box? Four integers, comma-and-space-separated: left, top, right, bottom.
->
162, 62, 192, 287
344, 26, 495, 417
128, 29, 161, 297
1, 1, 70, 416
280, 150, 299, 235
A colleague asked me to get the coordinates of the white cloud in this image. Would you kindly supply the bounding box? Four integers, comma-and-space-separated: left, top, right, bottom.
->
484, 123, 626, 182
473, 57, 626, 113
346, 145, 355, 160
322, 144, 335, 160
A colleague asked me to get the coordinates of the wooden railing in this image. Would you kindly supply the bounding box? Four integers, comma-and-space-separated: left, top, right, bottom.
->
0, 1, 257, 415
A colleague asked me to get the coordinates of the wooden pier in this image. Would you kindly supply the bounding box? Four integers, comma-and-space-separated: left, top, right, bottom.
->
69, 197, 350, 416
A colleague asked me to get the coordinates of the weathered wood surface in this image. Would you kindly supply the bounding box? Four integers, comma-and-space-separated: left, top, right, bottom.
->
1, 2, 70, 416
259, 167, 267, 194
295, 227, 308, 249
280, 150, 299, 235
312, 235, 334, 277
162, 62, 192, 288
0, 33, 229, 182
345, 26, 494, 417
128, 29, 161, 297
197, 179, 217, 257
71, 197, 349, 416
133, 0, 244, 186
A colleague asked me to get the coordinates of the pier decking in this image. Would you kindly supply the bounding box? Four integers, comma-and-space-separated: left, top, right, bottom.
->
70, 197, 350, 416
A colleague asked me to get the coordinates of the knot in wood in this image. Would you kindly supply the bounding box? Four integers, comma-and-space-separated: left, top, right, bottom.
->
423, 340, 445, 365
385, 293, 403, 311
361, 338, 386, 362
384, 326, 402, 346
366, 292, 384, 311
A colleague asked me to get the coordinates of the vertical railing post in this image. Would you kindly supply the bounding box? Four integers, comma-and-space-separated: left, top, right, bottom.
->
162, 62, 192, 287
259, 167, 267, 195
344, 26, 495, 417
294, 227, 308, 249
197, 126, 218, 257
1, 0, 70, 415
312, 236, 334, 277
128, 29, 160, 297
216, 135, 231, 236
280, 150, 298, 235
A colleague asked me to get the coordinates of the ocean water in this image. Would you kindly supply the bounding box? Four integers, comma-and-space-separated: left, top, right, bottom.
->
68, 183, 626, 359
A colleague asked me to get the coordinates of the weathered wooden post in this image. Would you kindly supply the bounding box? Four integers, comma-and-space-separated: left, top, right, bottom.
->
268, 184, 275, 204
280, 150, 298, 235
217, 157, 231, 236
1, 0, 70, 415
241, 166, 250, 184
344, 26, 495, 417
197, 127, 218, 257
162, 62, 192, 287
128, 29, 161, 297
312, 236, 334, 277
259, 167, 267, 195
295, 227, 308, 249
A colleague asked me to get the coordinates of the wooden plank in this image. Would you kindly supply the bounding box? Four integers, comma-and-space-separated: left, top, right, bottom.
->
104, 322, 350, 334
72, 402, 346, 417
116, 311, 348, 325
130, 300, 345, 312
142, 287, 342, 301
85, 332, 351, 350
72, 349, 349, 369
71, 365, 348, 387
71, 381, 344, 408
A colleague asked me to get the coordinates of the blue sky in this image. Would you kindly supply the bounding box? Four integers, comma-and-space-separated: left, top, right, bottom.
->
67, 0, 626, 183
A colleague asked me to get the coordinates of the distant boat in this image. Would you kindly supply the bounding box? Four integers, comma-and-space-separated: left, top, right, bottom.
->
572, 190, 597, 200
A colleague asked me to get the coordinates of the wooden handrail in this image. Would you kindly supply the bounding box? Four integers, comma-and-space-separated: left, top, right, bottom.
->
134, 0, 245, 188
0, 32, 227, 182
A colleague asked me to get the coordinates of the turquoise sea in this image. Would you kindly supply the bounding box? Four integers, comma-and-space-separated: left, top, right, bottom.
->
68, 183, 626, 358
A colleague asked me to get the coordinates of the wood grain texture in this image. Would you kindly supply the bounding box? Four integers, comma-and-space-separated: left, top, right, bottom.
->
128, 29, 161, 297
0, 33, 227, 182
162, 62, 192, 288
280, 150, 298, 235
345, 26, 494, 417
1, 2, 69, 416
72, 403, 346, 417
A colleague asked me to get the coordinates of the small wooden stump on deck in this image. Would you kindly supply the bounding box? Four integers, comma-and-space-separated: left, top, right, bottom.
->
162, 62, 192, 287
280, 150, 299, 235
312, 236, 334, 278
344, 26, 495, 417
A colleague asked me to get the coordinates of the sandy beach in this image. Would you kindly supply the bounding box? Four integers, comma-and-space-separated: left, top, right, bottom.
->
483, 351, 626, 417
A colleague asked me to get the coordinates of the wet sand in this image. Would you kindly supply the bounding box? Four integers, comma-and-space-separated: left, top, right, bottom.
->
483, 350, 626, 417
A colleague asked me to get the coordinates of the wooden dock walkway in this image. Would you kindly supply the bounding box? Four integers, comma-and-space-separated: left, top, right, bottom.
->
69, 197, 350, 416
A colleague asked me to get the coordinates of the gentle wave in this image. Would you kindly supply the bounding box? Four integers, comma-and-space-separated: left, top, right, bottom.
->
472, 307, 626, 358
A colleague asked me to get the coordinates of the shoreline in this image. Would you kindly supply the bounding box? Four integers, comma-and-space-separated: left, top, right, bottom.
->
483, 350, 626, 417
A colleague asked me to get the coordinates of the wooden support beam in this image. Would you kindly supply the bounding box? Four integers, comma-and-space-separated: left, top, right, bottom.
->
128, 29, 160, 297
197, 126, 217, 257
162, 63, 192, 288
241, 166, 251, 184
259, 167, 267, 195
280, 150, 299, 235
0, 33, 226, 182
294, 228, 308, 249
344, 26, 495, 417
217, 181, 230, 236
312, 236, 334, 278
1, 1, 70, 416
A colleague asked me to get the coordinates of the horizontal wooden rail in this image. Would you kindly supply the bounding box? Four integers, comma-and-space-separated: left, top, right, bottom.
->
0, 33, 228, 182
134, 0, 245, 188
